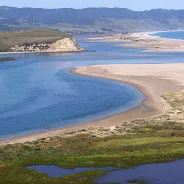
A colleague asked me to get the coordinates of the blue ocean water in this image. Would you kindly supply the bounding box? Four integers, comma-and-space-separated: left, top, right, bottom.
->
1, 36, 184, 139
151, 31, 184, 40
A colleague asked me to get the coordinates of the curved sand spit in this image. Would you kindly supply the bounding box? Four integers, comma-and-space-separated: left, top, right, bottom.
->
1, 63, 184, 146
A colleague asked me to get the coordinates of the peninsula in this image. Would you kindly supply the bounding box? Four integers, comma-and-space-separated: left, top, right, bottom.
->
0, 29, 84, 53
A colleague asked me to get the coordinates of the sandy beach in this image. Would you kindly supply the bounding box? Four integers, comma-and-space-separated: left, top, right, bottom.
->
1, 63, 184, 146
91, 31, 184, 52
124, 31, 184, 52
72, 63, 184, 117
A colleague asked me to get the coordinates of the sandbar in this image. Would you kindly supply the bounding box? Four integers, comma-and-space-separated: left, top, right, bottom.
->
1, 63, 184, 146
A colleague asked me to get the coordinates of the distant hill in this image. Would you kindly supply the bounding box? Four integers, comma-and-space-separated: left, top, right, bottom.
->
1, 7, 184, 33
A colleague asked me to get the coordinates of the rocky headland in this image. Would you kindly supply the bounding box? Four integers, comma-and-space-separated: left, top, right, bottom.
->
11, 37, 84, 53
0, 29, 85, 53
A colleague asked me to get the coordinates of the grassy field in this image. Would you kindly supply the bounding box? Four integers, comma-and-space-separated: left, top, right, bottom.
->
1, 92, 184, 184
0, 29, 72, 52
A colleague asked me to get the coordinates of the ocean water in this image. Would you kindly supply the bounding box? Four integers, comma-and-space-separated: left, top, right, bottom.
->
1, 36, 184, 139
151, 30, 184, 40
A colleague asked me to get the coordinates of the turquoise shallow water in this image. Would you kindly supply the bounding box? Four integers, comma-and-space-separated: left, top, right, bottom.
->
151, 30, 184, 40
1, 36, 184, 139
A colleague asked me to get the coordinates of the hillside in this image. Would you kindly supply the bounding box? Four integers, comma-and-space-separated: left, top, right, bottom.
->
1, 7, 184, 34
0, 29, 83, 52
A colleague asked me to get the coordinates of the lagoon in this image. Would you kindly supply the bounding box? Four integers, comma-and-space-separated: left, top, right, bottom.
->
1, 36, 184, 139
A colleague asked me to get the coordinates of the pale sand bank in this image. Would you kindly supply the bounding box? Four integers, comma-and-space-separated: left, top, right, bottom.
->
72, 63, 184, 118
95, 31, 184, 52
1, 63, 184, 146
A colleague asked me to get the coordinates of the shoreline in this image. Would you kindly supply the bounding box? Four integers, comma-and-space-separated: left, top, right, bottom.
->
124, 31, 184, 52
71, 68, 164, 120
144, 29, 184, 39
89, 30, 184, 52
1, 63, 184, 146
0, 49, 86, 55
0, 72, 152, 146
69, 64, 184, 128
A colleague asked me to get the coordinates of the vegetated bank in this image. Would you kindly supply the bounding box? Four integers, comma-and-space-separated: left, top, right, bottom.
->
1, 92, 184, 184
0, 29, 84, 53
2, 7, 184, 34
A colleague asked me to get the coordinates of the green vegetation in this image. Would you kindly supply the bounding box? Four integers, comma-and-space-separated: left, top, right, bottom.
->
1, 92, 184, 184
1, 7, 184, 34
0, 29, 72, 52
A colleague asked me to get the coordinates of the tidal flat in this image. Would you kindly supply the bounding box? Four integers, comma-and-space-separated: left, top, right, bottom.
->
1, 92, 184, 184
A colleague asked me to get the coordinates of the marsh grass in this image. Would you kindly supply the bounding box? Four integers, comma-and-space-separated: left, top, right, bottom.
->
1, 92, 184, 183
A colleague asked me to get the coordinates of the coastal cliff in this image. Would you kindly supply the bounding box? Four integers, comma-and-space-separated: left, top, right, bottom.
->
0, 29, 84, 53
11, 37, 84, 53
